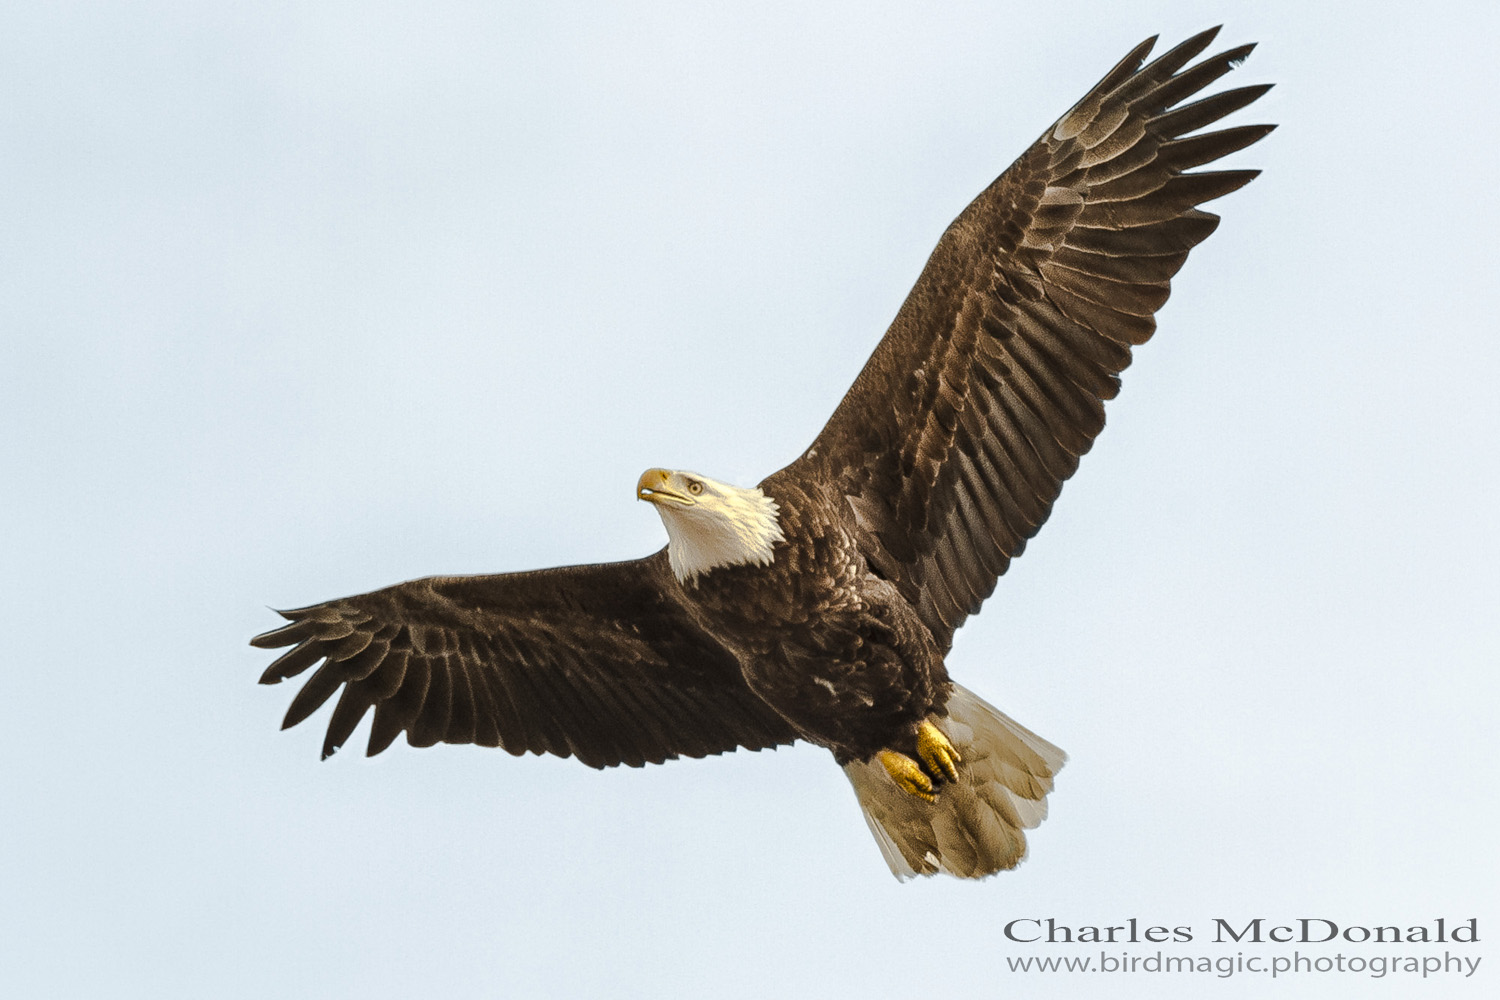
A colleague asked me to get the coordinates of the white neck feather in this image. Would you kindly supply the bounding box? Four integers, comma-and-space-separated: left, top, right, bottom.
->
658, 483, 784, 584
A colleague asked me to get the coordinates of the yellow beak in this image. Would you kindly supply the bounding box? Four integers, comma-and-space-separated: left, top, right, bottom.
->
637, 468, 693, 506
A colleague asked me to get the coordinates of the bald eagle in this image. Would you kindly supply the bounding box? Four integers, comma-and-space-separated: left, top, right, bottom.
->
253, 27, 1272, 880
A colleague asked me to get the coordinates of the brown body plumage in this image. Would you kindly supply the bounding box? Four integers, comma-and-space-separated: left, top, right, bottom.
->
253, 28, 1273, 879
682, 474, 951, 764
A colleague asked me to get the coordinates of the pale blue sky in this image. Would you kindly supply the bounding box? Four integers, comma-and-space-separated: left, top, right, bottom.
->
3, 3, 1497, 997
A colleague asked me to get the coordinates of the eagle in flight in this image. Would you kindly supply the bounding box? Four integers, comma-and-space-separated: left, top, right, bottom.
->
253, 27, 1272, 879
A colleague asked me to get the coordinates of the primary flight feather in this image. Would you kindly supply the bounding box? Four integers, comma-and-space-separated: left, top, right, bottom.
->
253, 27, 1273, 880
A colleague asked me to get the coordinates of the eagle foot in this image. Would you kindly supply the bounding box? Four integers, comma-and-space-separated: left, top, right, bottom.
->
877, 749, 936, 803
916, 719, 962, 785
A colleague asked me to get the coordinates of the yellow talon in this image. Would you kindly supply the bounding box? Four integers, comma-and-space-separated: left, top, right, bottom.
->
917, 719, 962, 785
878, 749, 935, 802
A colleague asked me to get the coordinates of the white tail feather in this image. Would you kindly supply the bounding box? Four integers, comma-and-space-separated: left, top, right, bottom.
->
843, 684, 1065, 880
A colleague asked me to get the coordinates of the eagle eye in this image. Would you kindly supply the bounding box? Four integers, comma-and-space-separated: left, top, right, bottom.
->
687, 480, 704, 495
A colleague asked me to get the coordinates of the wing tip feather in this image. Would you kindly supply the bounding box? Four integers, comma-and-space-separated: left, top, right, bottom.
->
248, 627, 292, 650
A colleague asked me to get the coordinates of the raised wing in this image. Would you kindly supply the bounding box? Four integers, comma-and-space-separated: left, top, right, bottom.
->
251, 551, 798, 768
785, 28, 1273, 649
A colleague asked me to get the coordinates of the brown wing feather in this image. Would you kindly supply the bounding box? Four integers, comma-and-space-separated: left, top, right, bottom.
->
784, 28, 1274, 649
251, 550, 799, 767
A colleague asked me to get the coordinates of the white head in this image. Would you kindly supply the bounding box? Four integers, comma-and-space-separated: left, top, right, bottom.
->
636, 468, 785, 584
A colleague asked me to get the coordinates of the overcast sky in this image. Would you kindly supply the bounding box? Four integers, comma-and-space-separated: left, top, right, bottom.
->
3, 2, 1497, 998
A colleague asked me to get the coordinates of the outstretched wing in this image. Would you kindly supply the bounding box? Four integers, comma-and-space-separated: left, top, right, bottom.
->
783, 28, 1273, 650
251, 550, 799, 768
